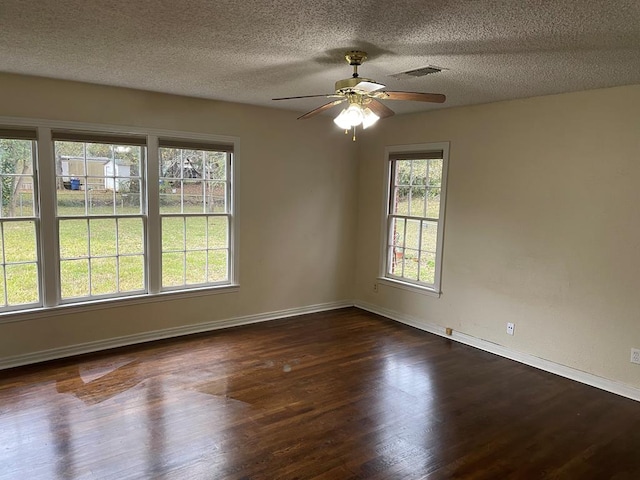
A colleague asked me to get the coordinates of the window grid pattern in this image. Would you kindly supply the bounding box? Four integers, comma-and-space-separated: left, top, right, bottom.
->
387, 158, 443, 286
159, 147, 231, 289
0, 138, 40, 310
55, 141, 146, 301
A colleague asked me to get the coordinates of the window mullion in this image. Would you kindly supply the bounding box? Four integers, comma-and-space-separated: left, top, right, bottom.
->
146, 135, 161, 294
36, 127, 60, 307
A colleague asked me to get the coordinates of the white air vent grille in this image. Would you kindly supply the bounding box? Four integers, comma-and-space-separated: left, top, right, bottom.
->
390, 66, 446, 79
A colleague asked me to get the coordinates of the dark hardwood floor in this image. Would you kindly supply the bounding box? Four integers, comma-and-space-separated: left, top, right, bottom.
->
1, 307, 639, 479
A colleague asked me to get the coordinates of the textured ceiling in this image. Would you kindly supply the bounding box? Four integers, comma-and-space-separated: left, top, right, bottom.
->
1, 1, 639, 116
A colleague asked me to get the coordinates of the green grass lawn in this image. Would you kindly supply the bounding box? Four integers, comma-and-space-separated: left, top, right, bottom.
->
1, 195, 229, 306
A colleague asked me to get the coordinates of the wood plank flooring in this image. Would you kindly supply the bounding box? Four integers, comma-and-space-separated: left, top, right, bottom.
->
1, 307, 640, 479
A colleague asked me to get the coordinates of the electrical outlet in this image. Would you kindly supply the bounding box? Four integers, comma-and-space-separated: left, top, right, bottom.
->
506, 322, 515, 336
631, 348, 640, 365
373, 283, 378, 293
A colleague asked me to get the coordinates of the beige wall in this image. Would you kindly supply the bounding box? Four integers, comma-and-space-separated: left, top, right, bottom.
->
0, 73, 357, 359
355, 84, 640, 388
2, 72, 639, 392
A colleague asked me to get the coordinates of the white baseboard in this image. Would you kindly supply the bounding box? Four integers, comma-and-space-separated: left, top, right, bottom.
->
355, 300, 640, 402
0, 300, 353, 370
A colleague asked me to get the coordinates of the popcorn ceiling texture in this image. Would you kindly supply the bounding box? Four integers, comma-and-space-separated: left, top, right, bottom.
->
0, 0, 639, 115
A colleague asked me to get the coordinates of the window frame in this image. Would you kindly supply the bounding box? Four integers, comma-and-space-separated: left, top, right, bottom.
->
379, 142, 449, 297
0, 117, 239, 321
0, 131, 42, 312
52, 134, 148, 303
157, 143, 233, 291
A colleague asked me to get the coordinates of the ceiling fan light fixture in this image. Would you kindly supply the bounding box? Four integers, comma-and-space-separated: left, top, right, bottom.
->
344, 104, 364, 126
333, 109, 352, 129
361, 108, 379, 129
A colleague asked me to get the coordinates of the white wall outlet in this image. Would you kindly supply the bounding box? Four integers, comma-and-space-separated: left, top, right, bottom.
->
631, 348, 640, 365
506, 322, 515, 336
373, 283, 378, 293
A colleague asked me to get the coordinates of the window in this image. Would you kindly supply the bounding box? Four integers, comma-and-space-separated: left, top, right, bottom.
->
0, 129, 40, 310
53, 132, 146, 301
158, 140, 232, 289
382, 143, 448, 294
0, 121, 237, 315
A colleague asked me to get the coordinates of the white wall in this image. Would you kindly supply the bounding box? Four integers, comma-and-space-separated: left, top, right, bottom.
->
0, 73, 357, 361
354, 84, 640, 389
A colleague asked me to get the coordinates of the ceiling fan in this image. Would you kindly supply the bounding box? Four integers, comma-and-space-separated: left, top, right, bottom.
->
273, 50, 446, 140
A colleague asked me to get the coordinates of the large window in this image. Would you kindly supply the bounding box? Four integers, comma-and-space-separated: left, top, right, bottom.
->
0, 129, 40, 310
0, 123, 237, 315
383, 143, 448, 294
53, 133, 146, 301
158, 140, 232, 289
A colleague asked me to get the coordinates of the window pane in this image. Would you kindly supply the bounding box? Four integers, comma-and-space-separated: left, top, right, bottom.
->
118, 218, 144, 255
186, 216, 207, 250
59, 220, 88, 259
162, 252, 184, 287
429, 159, 443, 186
391, 187, 408, 215
119, 255, 144, 292
186, 251, 207, 284
411, 160, 427, 184
409, 187, 426, 217
419, 252, 436, 284
90, 218, 116, 256
390, 218, 405, 248
403, 249, 419, 281
205, 182, 226, 213
159, 181, 182, 213
207, 250, 228, 282
60, 259, 89, 298
388, 246, 404, 276
6, 263, 39, 305
205, 152, 226, 180
183, 180, 204, 213
54, 141, 144, 217
91, 257, 117, 295
426, 188, 441, 218
115, 180, 141, 215
421, 222, 438, 253
405, 219, 420, 250
162, 217, 184, 251
1, 176, 35, 217
3, 221, 36, 262
88, 189, 115, 215
160, 147, 181, 179
208, 217, 227, 249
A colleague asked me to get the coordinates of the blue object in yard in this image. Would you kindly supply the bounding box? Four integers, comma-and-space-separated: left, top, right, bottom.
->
70, 178, 80, 190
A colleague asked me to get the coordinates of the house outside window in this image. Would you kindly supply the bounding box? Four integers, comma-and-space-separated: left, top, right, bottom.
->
381, 142, 449, 295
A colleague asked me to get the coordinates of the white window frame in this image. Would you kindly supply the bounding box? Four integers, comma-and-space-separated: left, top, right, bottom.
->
157, 141, 234, 291
0, 130, 42, 312
379, 142, 449, 297
52, 132, 148, 303
0, 116, 239, 322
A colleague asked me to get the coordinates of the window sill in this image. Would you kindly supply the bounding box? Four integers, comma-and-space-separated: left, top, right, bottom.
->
0, 284, 240, 325
377, 277, 441, 298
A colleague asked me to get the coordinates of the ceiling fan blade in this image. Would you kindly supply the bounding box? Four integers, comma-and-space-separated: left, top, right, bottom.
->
380, 91, 446, 103
273, 94, 337, 101
356, 81, 386, 93
367, 99, 395, 119
297, 99, 346, 120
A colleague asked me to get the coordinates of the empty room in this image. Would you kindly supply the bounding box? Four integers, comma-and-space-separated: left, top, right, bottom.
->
1, 1, 640, 478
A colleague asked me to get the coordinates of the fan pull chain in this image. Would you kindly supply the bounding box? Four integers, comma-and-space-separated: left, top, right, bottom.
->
352, 125, 357, 141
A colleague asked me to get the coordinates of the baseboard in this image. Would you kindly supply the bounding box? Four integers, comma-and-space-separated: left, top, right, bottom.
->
355, 300, 640, 402
0, 300, 354, 370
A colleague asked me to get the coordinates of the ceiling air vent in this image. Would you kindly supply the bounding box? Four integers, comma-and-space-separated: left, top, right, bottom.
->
390, 65, 445, 80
